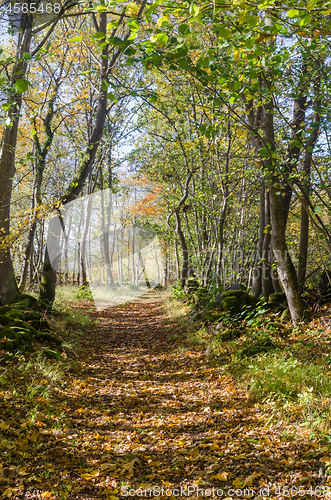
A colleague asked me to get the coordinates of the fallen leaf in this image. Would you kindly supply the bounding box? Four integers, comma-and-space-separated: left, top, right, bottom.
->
81, 470, 100, 480
100, 463, 117, 471
233, 478, 244, 488
211, 472, 228, 481
190, 447, 200, 458
2, 488, 20, 498
243, 474, 257, 487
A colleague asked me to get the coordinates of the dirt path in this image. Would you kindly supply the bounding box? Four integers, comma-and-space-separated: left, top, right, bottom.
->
20, 295, 330, 499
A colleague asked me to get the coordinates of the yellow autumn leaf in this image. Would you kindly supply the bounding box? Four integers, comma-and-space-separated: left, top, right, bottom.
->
233, 478, 244, 488
243, 474, 257, 487
232, 454, 246, 459
18, 439, 29, 451
41, 493, 54, 499
100, 463, 117, 471
212, 471, 228, 481
108, 496, 119, 500
210, 443, 219, 451
190, 447, 200, 458
27, 431, 38, 442
2, 488, 20, 498
81, 470, 100, 480
0, 422, 10, 430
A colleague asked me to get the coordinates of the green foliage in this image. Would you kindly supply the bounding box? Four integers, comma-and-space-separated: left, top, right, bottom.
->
237, 352, 331, 404
171, 282, 186, 301
73, 285, 94, 301
245, 298, 270, 326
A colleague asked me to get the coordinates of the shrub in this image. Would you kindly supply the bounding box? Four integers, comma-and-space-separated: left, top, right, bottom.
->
73, 285, 93, 301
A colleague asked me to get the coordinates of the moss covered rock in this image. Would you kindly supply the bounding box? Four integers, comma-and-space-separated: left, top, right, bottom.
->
16, 330, 32, 342
185, 277, 200, 295
29, 318, 50, 331
0, 305, 12, 315
6, 309, 24, 320
0, 315, 13, 326
193, 288, 212, 308
1, 328, 20, 348
202, 311, 223, 322
12, 300, 30, 311
222, 289, 248, 300
27, 325, 39, 337
269, 292, 286, 304
23, 311, 42, 321
227, 283, 246, 291
17, 293, 38, 304
220, 296, 241, 314
3, 341, 13, 352
248, 295, 258, 308
35, 332, 62, 345
12, 318, 27, 328
215, 292, 224, 306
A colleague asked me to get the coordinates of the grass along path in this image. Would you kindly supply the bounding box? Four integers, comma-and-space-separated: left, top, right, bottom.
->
2, 293, 331, 499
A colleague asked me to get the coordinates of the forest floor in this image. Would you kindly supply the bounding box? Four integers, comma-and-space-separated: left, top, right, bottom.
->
1, 292, 331, 499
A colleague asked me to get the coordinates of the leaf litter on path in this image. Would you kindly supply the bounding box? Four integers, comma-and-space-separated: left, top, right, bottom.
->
1, 294, 330, 499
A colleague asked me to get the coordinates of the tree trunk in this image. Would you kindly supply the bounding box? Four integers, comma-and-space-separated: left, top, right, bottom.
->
80, 187, 93, 287
251, 181, 265, 297
283, 67, 308, 226
270, 188, 306, 324
262, 189, 273, 298
175, 210, 189, 289
216, 118, 231, 287
0, 18, 33, 303
297, 73, 321, 290
263, 92, 306, 324
174, 239, 180, 280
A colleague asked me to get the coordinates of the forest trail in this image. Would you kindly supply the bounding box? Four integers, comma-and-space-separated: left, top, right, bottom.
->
18, 294, 329, 499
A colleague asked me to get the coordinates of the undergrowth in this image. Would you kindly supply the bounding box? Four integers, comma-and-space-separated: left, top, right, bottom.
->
166, 292, 331, 437
0, 287, 93, 441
